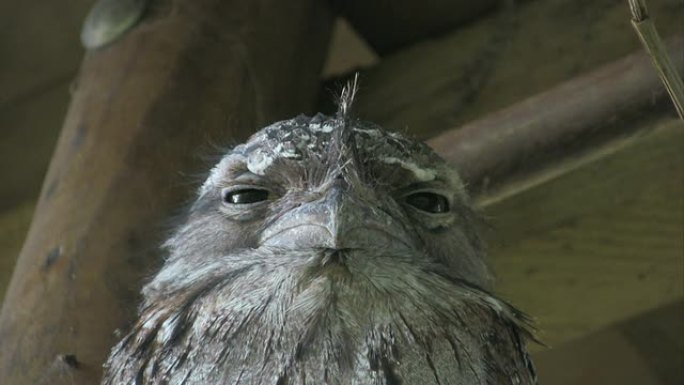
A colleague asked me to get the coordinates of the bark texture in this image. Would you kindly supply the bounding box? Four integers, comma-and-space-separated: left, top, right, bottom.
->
0, 1, 333, 384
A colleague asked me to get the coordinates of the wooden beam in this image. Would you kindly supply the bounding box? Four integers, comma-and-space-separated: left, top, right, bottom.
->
322, 0, 684, 140
0, 1, 333, 384
335, 0, 498, 54
487, 118, 683, 350
534, 300, 683, 385
428, 35, 684, 194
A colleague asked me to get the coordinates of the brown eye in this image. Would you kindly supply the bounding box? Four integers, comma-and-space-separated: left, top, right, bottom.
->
406, 192, 450, 213
222, 188, 269, 204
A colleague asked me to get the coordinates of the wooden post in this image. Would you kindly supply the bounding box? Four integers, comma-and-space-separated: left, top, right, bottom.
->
0, 1, 333, 384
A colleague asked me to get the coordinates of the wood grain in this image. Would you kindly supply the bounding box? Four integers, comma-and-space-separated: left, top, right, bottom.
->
327, 0, 684, 139
486, 118, 684, 351
427, 35, 683, 194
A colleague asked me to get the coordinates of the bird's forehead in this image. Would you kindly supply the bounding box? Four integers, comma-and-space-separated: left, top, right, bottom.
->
239, 115, 341, 173
239, 114, 439, 170
201, 114, 462, 195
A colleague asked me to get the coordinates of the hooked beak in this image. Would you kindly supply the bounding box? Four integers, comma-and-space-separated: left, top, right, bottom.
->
259, 185, 411, 252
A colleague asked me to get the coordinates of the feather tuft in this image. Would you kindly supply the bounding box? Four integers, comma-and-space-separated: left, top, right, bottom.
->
337, 73, 359, 119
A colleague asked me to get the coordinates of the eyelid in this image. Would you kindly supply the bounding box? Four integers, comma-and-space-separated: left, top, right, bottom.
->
221, 183, 271, 194
398, 188, 454, 211
397, 184, 453, 200
228, 172, 265, 184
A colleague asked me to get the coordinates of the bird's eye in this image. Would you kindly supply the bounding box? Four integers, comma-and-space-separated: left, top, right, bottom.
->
405, 192, 450, 213
222, 188, 270, 205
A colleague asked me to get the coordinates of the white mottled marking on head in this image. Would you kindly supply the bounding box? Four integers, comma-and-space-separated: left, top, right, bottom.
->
352, 128, 382, 137
273, 143, 301, 159
247, 142, 303, 176
247, 148, 276, 176
380, 157, 437, 182
310, 121, 335, 133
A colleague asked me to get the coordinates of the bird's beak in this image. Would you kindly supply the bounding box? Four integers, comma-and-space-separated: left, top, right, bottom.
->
259, 184, 411, 251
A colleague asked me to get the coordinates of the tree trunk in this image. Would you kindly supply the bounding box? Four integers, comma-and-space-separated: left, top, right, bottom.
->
0, 1, 333, 384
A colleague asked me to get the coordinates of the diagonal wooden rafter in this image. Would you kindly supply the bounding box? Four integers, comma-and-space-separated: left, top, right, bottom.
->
427, 35, 684, 196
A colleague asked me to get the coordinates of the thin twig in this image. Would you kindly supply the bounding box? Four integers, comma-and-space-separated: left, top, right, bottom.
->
628, 0, 684, 119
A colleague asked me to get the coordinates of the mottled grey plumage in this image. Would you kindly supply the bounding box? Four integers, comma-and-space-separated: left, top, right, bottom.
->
102, 89, 537, 384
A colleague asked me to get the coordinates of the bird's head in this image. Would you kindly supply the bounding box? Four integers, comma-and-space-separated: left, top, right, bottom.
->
163, 112, 491, 290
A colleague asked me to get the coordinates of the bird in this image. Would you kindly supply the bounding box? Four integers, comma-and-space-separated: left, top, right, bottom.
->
101, 82, 537, 385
